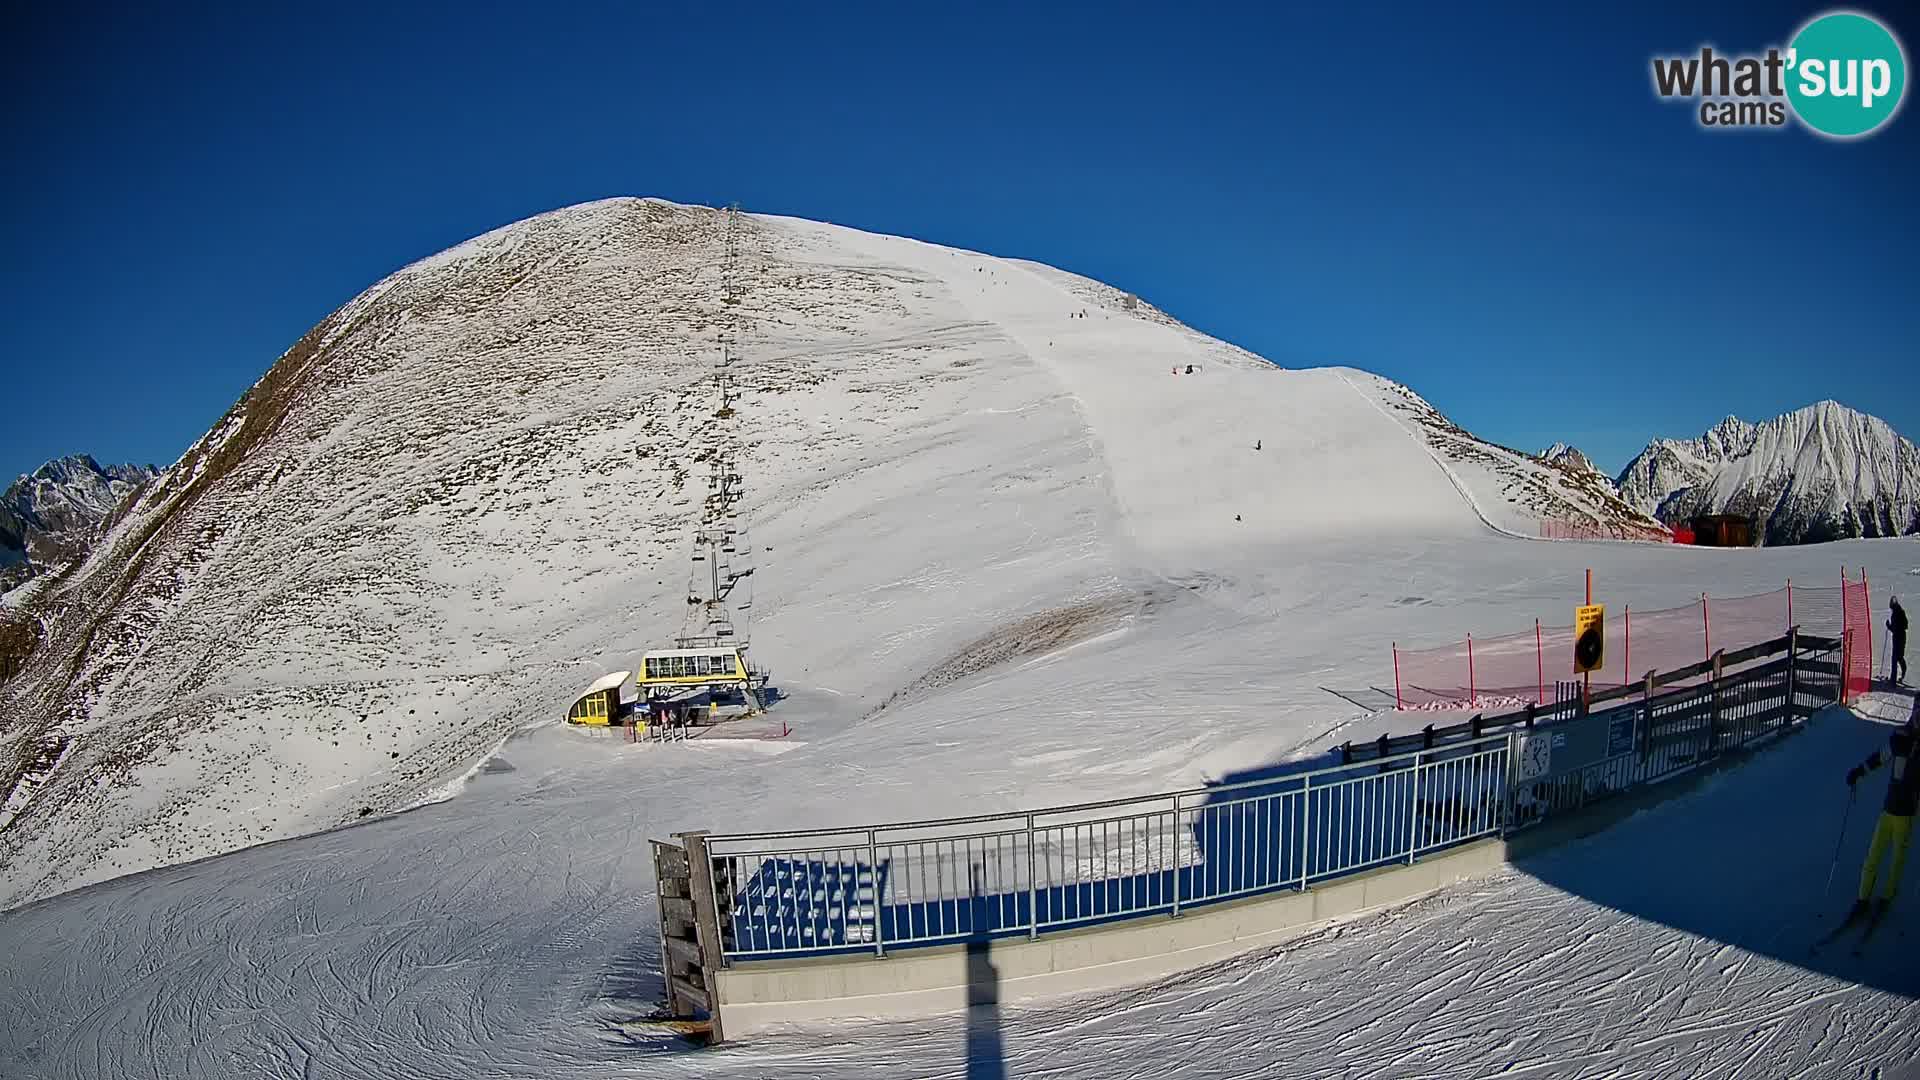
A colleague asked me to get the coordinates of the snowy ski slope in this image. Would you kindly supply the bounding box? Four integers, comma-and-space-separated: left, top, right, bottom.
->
1, 690, 1914, 1078
1, 199, 1917, 1078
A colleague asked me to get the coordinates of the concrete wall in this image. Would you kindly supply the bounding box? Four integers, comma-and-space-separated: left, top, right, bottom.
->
715, 837, 1508, 1038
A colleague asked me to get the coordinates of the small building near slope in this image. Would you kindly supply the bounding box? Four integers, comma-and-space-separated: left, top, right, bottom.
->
1688, 514, 1756, 547
566, 669, 633, 726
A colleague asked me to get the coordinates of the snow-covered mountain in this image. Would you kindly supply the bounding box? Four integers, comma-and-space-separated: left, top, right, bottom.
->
1540, 442, 1598, 475
1369, 396, 1666, 539
4, 198, 1919, 1079
1617, 402, 1920, 545
0, 199, 1759, 907
0, 454, 157, 587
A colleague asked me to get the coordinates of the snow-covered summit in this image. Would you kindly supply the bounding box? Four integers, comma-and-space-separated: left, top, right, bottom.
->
1538, 442, 1590, 471
0, 199, 1680, 906
1617, 400, 1920, 544
0, 454, 156, 585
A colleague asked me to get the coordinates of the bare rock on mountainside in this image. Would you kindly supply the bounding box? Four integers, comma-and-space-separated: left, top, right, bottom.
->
1, 455, 157, 590
1375, 387, 1667, 538
1617, 401, 1920, 545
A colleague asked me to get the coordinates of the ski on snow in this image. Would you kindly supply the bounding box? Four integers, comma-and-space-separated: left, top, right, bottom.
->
1809, 906, 1874, 955
1851, 908, 1891, 956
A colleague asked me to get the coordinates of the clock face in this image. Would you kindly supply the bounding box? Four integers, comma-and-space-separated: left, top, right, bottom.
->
1518, 735, 1552, 782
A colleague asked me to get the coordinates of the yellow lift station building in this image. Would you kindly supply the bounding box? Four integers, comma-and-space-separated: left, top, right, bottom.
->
565, 669, 632, 727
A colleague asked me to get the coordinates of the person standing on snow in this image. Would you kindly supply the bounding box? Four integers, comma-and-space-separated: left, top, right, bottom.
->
1889, 596, 1908, 684
1845, 702, 1918, 922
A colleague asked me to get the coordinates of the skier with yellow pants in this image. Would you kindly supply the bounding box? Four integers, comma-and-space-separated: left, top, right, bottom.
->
1845, 704, 1918, 926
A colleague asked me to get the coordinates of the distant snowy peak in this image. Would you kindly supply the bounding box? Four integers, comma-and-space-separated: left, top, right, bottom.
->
1539, 442, 1603, 477
1, 455, 159, 581
1617, 401, 1920, 544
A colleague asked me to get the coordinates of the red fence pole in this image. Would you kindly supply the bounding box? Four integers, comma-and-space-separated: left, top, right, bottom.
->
1392, 643, 1403, 711
1702, 593, 1711, 662
1467, 633, 1476, 706
1535, 618, 1544, 704
1864, 568, 1874, 682
1786, 578, 1793, 631
1624, 605, 1631, 688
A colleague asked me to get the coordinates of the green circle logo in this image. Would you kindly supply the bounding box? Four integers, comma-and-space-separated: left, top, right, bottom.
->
1786, 11, 1907, 137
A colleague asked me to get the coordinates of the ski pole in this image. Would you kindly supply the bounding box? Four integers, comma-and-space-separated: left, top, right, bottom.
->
1823, 788, 1857, 903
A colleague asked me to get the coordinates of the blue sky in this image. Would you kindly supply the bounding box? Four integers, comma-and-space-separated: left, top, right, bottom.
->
2, 1, 1914, 482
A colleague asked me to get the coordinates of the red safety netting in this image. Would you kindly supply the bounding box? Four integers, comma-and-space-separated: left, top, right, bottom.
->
1392, 580, 1851, 710
1841, 572, 1872, 702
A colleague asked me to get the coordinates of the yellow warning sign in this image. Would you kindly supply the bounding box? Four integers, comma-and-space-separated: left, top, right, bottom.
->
1574, 604, 1605, 674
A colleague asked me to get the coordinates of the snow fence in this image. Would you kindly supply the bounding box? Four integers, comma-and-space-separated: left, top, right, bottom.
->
1392, 575, 1871, 710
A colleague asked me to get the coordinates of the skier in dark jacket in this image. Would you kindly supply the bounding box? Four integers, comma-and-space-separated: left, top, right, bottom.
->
1889, 596, 1908, 684
1845, 703, 1918, 920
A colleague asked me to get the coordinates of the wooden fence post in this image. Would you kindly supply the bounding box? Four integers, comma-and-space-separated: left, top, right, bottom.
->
676, 830, 727, 1043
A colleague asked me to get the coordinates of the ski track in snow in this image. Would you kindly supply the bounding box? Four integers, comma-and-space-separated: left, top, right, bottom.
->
2, 199, 1918, 1078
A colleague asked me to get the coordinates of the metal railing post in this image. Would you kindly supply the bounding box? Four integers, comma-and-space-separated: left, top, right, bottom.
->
1786, 625, 1799, 721
1501, 732, 1520, 834
1170, 793, 1183, 917
1026, 813, 1038, 940
867, 828, 884, 958
1298, 775, 1313, 890
1709, 649, 1725, 755
1407, 750, 1422, 863
1840, 628, 1852, 704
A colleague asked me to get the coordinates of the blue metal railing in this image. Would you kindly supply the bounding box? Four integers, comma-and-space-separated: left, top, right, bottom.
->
692, 633, 1835, 962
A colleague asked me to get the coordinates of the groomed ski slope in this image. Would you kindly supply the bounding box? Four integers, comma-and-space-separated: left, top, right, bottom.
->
1, 697, 1913, 1078
3, 201, 1919, 1077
